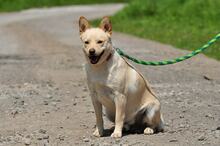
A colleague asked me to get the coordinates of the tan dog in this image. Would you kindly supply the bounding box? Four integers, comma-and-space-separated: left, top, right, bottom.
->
78, 16, 164, 138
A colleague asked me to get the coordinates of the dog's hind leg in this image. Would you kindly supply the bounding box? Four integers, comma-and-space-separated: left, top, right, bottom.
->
142, 100, 164, 135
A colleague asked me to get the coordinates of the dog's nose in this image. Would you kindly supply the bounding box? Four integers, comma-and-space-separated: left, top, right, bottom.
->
89, 48, 96, 55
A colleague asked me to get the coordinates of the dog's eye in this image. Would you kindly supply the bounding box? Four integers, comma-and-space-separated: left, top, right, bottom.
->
84, 41, 89, 44
97, 40, 103, 44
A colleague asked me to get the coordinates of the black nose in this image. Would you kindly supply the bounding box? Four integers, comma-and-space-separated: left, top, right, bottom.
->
89, 48, 95, 55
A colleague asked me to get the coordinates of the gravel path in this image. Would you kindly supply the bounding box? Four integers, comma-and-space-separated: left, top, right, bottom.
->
0, 4, 219, 146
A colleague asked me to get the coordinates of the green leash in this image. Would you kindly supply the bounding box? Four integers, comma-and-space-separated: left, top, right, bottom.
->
116, 33, 220, 66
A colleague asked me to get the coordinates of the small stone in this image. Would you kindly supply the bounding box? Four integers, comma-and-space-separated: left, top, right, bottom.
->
169, 139, 178, 142
214, 130, 220, 138
87, 110, 94, 113
43, 135, 49, 139
37, 137, 43, 140
205, 114, 214, 119
203, 75, 212, 81
179, 124, 185, 128
14, 96, 20, 99
198, 135, 206, 141
80, 124, 88, 128
44, 101, 49, 105
168, 130, 176, 134
24, 83, 29, 86
46, 95, 53, 99
6, 136, 13, 142
83, 88, 88, 92
20, 100, 25, 106
164, 123, 170, 127
182, 110, 187, 113
11, 110, 18, 117
51, 102, 57, 106
83, 137, 90, 142
179, 115, 184, 118
55, 107, 60, 111
55, 99, 61, 102
24, 137, 31, 145
46, 81, 53, 87
175, 99, 182, 102
121, 144, 129, 146
73, 102, 77, 106
39, 129, 47, 134
75, 96, 79, 98
57, 135, 65, 141
43, 143, 49, 146
216, 127, 220, 130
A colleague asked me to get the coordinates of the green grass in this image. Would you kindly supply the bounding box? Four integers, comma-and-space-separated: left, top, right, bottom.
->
107, 0, 220, 60
0, 0, 127, 12
1, 0, 219, 60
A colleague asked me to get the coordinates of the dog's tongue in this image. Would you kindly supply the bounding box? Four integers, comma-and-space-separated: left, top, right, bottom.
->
90, 56, 98, 64
91, 59, 97, 64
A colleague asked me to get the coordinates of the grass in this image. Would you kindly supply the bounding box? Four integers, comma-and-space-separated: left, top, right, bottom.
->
0, 0, 127, 12
1, 0, 219, 61
106, 0, 220, 60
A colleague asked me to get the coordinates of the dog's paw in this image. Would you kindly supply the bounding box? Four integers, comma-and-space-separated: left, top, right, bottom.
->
93, 128, 103, 137
144, 127, 154, 135
111, 131, 122, 138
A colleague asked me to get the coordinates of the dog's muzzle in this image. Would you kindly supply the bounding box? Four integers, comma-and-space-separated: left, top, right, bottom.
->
89, 50, 105, 64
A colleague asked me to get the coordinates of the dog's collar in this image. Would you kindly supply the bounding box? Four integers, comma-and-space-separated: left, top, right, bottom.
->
106, 52, 112, 62
105, 47, 116, 62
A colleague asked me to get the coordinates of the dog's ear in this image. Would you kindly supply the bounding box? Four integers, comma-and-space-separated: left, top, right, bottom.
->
79, 16, 90, 34
100, 16, 112, 35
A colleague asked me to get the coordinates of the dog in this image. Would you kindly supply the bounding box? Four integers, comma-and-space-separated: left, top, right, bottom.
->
78, 16, 164, 138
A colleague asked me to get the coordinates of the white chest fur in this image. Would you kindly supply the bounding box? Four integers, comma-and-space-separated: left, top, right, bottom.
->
85, 52, 126, 106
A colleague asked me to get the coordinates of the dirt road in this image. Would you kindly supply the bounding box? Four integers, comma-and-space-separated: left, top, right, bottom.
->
0, 4, 219, 146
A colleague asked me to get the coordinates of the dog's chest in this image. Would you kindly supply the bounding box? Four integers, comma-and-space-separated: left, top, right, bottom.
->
89, 73, 117, 107
86, 63, 125, 105
86, 61, 124, 90
89, 70, 119, 94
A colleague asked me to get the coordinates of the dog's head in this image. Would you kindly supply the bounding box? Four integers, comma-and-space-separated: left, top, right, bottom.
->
79, 16, 112, 65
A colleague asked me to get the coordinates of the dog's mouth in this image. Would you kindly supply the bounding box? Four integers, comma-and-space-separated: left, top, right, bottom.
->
89, 50, 105, 64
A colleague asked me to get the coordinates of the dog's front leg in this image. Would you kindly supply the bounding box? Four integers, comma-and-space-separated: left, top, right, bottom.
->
111, 92, 126, 138
91, 95, 104, 137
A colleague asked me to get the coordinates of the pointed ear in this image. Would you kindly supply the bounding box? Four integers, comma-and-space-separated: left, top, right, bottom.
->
79, 16, 90, 34
99, 16, 112, 35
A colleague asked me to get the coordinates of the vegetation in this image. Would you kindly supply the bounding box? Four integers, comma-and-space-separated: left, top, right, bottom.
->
110, 0, 220, 60
1, 0, 219, 60
0, 0, 127, 12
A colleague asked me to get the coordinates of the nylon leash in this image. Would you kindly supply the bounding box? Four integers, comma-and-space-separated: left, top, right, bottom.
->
116, 33, 220, 66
